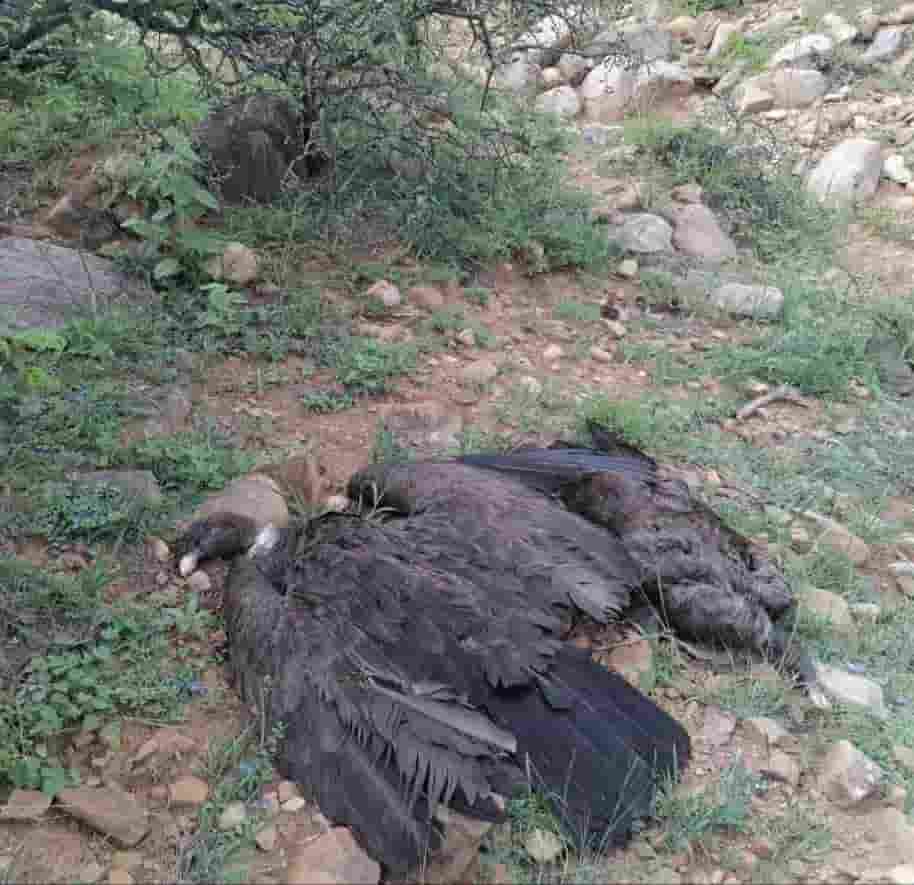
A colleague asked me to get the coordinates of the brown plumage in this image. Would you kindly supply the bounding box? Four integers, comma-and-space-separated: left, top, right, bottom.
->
180, 438, 804, 875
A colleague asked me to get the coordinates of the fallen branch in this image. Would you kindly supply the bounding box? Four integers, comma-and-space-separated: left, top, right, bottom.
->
736, 384, 808, 421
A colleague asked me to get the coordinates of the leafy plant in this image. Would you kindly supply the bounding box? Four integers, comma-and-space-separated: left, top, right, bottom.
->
335, 338, 417, 395
301, 389, 355, 413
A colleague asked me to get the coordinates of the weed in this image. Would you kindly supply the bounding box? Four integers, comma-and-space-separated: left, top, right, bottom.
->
553, 301, 602, 323
463, 286, 493, 307
705, 671, 792, 719
655, 760, 763, 852
0, 565, 194, 791
125, 429, 256, 494
335, 338, 417, 395
301, 389, 355, 413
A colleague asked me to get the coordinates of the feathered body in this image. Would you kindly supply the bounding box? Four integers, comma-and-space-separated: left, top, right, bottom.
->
193, 440, 801, 875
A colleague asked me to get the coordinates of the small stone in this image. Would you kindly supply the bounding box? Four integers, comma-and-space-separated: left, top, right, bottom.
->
256, 822, 279, 852
460, 359, 498, 386
218, 801, 247, 831
800, 511, 870, 565
80, 863, 106, 884
168, 776, 209, 807
884, 154, 913, 185
324, 494, 350, 513
205, 242, 258, 286
282, 796, 307, 813
813, 663, 887, 717
286, 827, 380, 884
260, 791, 281, 817
534, 85, 581, 119
762, 750, 800, 787
822, 13, 859, 44
1, 789, 52, 821
711, 283, 784, 319
862, 26, 909, 63
590, 346, 614, 364
701, 706, 737, 748
604, 320, 627, 339
611, 213, 673, 254
187, 570, 212, 593
743, 717, 789, 747
277, 781, 300, 803
806, 138, 883, 207
108, 870, 134, 885
518, 375, 543, 396
147, 538, 171, 562
542, 344, 564, 362
893, 744, 914, 772
456, 328, 476, 347
617, 258, 639, 278
798, 586, 854, 631
365, 280, 402, 308
850, 603, 881, 624
735, 83, 775, 115
819, 740, 884, 804
407, 285, 445, 310
524, 828, 565, 864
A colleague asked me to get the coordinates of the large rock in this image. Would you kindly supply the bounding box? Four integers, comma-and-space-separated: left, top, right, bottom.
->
668, 203, 737, 263
610, 213, 673, 253
818, 740, 884, 804
798, 586, 853, 632
579, 61, 636, 122
754, 69, 828, 108
805, 138, 883, 206
194, 93, 307, 204
56, 787, 149, 847
0, 238, 152, 331
710, 283, 784, 319
285, 827, 380, 885
534, 85, 581, 119
862, 26, 910, 63
768, 34, 834, 68
71, 470, 163, 506
633, 61, 695, 106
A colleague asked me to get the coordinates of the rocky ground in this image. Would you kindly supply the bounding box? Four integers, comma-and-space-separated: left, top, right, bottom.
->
2, 0, 914, 882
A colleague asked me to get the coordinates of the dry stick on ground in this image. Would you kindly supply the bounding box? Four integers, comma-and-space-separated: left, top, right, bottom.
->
736, 385, 809, 421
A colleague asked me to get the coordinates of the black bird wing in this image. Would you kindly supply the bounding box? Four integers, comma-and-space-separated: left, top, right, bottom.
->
224, 486, 689, 873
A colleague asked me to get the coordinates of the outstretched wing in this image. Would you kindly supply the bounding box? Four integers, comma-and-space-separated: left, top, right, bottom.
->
224, 500, 686, 873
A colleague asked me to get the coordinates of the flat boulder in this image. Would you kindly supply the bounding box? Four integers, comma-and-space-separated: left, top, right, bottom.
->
0, 238, 152, 330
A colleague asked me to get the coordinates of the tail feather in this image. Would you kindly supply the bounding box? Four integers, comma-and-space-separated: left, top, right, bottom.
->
481, 646, 690, 845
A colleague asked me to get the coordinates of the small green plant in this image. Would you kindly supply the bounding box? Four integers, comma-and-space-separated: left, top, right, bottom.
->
0, 327, 67, 393
655, 761, 762, 852
126, 430, 256, 493
162, 594, 214, 640
300, 389, 355, 413
198, 284, 252, 339
553, 300, 601, 323
335, 338, 417, 395
25, 481, 156, 545
463, 286, 492, 307
116, 128, 227, 281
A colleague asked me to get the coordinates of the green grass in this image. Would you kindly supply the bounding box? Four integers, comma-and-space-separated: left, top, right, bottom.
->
0, 559, 200, 793
655, 761, 763, 852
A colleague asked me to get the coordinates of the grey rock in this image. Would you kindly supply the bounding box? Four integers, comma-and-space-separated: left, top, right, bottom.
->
822, 13, 859, 44
633, 61, 695, 105
71, 470, 163, 506
768, 34, 834, 68
862, 26, 910, 63
668, 203, 737, 263
610, 213, 673, 253
579, 60, 636, 122
734, 81, 775, 114
765, 68, 828, 108
579, 124, 623, 146
0, 238, 152, 331
534, 85, 581, 118
805, 138, 883, 206
812, 663, 888, 717
496, 55, 544, 97
57, 787, 150, 847
818, 739, 884, 803
707, 22, 741, 59
710, 282, 784, 319
194, 93, 308, 204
